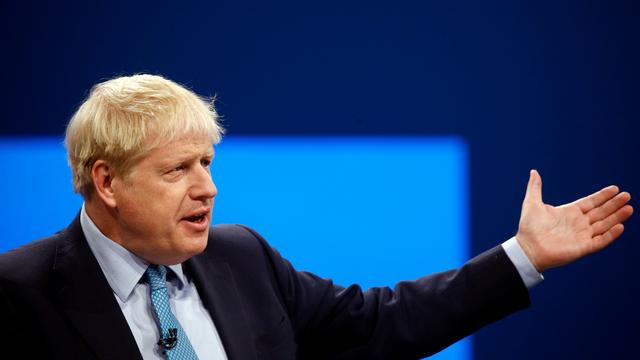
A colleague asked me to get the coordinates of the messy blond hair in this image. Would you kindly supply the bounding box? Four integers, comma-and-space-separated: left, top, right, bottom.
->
65, 74, 224, 197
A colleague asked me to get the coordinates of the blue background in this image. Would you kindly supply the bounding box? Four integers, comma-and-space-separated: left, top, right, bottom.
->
1, 0, 638, 358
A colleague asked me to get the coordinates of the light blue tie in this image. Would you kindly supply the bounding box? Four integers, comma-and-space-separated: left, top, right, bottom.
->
146, 264, 200, 360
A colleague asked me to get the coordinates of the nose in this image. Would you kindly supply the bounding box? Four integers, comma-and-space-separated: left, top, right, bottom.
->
190, 166, 217, 201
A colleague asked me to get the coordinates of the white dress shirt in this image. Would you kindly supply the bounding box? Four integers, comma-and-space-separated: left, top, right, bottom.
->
80, 205, 228, 360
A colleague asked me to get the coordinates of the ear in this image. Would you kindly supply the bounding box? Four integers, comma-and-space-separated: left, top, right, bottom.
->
90, 160, 118, 208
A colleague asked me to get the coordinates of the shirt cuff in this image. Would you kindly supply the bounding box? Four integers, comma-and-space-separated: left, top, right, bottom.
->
501, 236, 544, 289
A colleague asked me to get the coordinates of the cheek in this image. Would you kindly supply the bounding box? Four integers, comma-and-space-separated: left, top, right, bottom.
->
115, 191, 161, 230
115, 180, 187, 227
116, 188, 144, 216
129, 195, 184, 232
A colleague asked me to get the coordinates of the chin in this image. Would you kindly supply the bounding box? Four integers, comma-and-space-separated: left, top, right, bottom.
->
164, 243, 207, 265
182, 234, 209, 257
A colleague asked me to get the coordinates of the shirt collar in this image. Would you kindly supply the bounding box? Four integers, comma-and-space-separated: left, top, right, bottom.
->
80, 204, 187, 302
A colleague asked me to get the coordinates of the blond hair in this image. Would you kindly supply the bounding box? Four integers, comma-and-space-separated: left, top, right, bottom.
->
65, 74, 224, 197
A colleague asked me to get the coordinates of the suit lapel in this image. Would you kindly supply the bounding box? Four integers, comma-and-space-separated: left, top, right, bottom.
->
54, 216, 142, 360
185, 254, 258, 360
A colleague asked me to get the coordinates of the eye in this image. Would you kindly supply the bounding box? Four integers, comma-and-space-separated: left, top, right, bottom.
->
168, 165, 185, 174
201, 158, 212, 167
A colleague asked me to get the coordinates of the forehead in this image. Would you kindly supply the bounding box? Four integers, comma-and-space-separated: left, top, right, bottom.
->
142, 135, 214, 163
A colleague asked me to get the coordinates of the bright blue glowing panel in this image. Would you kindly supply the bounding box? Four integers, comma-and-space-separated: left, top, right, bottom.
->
0, 138, 83, 251
0, 136, 469, 360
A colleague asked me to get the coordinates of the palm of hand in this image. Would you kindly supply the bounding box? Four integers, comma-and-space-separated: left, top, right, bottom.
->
515, 170, 633, 272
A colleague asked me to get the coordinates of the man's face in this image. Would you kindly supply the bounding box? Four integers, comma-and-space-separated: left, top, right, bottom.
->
110, 135, 216, 265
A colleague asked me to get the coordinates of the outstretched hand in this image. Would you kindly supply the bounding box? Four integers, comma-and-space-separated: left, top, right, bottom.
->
515, 170, 633, 272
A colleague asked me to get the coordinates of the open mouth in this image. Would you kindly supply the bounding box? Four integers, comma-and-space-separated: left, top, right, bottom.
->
182, 208, 210, 225
184, 214, 207, 223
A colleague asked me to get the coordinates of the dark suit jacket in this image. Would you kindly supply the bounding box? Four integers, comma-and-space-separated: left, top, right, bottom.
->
0, 215, 530, 359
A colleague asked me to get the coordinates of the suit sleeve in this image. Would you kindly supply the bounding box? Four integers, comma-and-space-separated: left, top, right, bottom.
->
240, 225, 530, 359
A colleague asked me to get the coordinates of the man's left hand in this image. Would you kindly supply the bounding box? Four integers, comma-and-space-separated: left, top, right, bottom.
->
515, 170, 633, 272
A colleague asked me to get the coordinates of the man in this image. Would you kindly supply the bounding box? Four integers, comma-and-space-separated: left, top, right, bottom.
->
0, 74, 633, 359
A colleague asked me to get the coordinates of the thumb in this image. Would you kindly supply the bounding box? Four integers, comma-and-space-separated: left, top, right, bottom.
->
523, 169, 543, 205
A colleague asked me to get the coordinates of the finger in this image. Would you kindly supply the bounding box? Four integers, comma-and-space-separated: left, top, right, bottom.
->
591, 223, 625, 253
523, 169, 543, 205
574, 185, 620, 213
591, 204, 634, 236
587, 191, 632, 224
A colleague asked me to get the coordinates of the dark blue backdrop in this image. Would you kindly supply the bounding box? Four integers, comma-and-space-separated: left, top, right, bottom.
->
2, 1, 638, 358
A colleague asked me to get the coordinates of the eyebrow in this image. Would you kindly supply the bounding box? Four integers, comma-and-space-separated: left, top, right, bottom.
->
155, 149, 213, 168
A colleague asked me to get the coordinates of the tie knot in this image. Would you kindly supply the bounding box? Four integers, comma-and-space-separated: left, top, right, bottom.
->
145, 264, 168, 290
